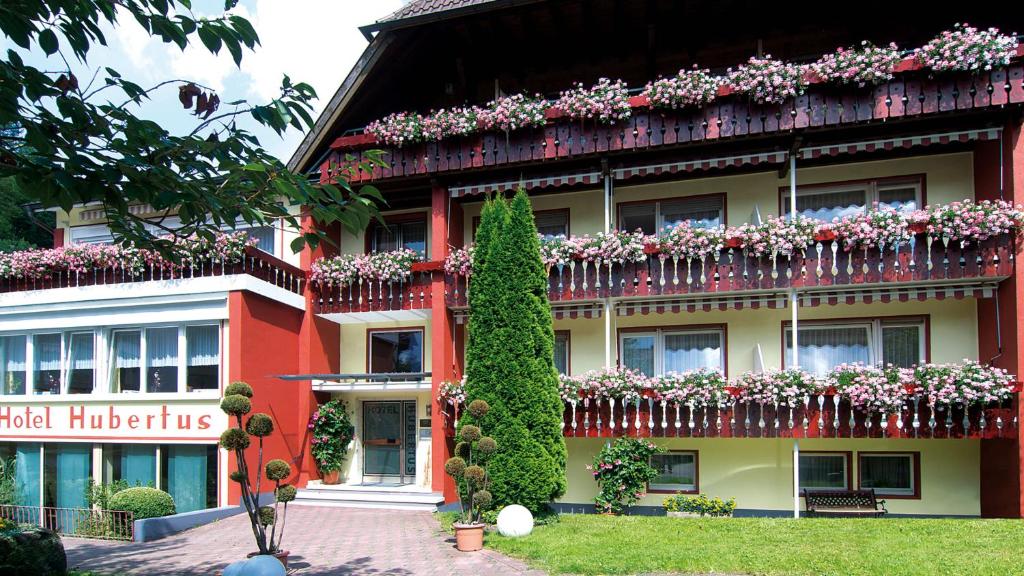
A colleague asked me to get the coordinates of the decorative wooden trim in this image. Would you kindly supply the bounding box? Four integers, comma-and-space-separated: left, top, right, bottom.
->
647, 449, 700, 495
857, 451, 922, 499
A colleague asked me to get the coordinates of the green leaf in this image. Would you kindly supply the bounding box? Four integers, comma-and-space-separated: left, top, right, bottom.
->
38, 29, 59, 55
243, 163, 266, 172
197, 24, 222, 54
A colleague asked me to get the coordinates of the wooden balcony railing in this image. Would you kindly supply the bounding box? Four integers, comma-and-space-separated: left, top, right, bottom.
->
558, 395, 1017, 440
325, 64, 1024, 184
0, 247, 305, 296
311, 262, 439, 315
447, 232, 1015, 308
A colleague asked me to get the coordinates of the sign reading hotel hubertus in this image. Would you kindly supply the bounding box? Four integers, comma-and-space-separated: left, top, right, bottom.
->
0, 403, 223, 439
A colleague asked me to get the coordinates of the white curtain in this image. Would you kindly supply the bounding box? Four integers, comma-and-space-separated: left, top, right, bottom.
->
113, 332, 141, 369
187, 326, 219, 366
787, 326, 870, 376
68, 333, 94, 370
664, 332, 722, 373
246, 226, 275, 254
622, 335, 655, 376
34, 334, 61, 372
146, 327, 178, 368
1, 336, 26, 395
878, 186, 918, 213
661, 198, 724, 229
882, 325, 920, 368
791, 189, 866, 221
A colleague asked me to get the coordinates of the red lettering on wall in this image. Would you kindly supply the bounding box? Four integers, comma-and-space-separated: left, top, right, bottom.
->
198, 415, 211, 430
128, 415, 140, 429
69, 406, 85, 429
108, 406, 121, 429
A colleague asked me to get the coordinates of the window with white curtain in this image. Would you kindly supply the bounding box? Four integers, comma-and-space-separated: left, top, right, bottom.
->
782, 177, 922, 222
785, 319, 925, 375
619, 196, 724, 236
112, 331, 142, 393
146, 327, 179, 393
186, 325, 220, 391
535, 211, 570, 239
859, 453, 917, 496
33, 334, 61, 395
799, 453, 848, 490
243, 226, 276, 254
620, 328, 724, 376
1, 335, 27, 395
66, 333, 95, 395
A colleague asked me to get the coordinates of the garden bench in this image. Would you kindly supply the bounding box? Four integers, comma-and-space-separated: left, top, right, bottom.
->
803, 489, 887, 517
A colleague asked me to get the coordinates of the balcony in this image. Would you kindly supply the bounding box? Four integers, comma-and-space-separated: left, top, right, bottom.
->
324, 63, 1024, 184
311, 262, 438, 321
446, 231, 1014, 311
0, 247, 305, 297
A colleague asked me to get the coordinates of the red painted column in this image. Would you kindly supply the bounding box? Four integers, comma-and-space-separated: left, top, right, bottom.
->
430, 182, 462, 501
52, 228, 64, 248
976, 124, 1024, 517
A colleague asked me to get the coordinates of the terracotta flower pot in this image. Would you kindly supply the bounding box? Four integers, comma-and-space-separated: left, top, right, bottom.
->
322, 469, 341, 485
453, 522, 485, 552
246, 550, 290, 568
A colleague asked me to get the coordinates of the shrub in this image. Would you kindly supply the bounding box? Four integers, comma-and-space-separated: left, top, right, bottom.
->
663, 493, 736, 517
589, 438, 662, 515
309, 399, 355, 474
108, 487, 176, 519
0, 458, 15, 506
0, 527, 67, 575
444, 402, 497, 526
462, 190, 567, 513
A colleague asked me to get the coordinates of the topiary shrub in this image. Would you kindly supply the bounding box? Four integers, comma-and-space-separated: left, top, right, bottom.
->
108, 486, 176, 519
462, 189, 567, 513
0, 527, 67, 575
444, 400, 497, 526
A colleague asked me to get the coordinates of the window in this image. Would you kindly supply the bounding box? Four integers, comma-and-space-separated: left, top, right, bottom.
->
369, 329, 423, 374
650, 452, 697, 492
112, 330, 142, 393
620, 328, 724, 376
371, 218, 427, 257
799, 453, 849, 490
146, 327, 178, 393
33, 334, 61, 395
782, 177, 922, 222
103, 444, 157, 487
553, 332, 570, 375
618, 196, 724, 235
186, 326, 220, 391
535, 211, 570, 238
243, 225, 276, 254
859, 453, 917, 497
1, 335, 26, 395
162, 444, 218, 512
66, 333, 95, 394
785, 318, 925, 376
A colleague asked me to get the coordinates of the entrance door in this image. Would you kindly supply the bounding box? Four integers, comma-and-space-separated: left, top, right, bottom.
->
362, 401, 417, 483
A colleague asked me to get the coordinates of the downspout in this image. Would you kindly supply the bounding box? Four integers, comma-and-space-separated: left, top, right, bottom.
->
789, 151, 801, 519
603, 159, 613, 368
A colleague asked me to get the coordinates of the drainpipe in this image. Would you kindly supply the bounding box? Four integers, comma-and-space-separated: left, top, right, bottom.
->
789, 151, 801, 519
603, 160, 613, 368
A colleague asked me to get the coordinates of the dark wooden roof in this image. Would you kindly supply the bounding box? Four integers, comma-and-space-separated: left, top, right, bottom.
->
376, 0, 496, 24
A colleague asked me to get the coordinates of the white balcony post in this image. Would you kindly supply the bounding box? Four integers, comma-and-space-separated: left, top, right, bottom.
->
789, 153, 799, 370
603, 167, 613, 368
793, 439, 800, 518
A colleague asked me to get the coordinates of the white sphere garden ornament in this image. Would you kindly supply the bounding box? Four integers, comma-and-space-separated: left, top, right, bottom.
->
496, 504, 534, 537
238, 555, 287, 576
222, 561, 247, 576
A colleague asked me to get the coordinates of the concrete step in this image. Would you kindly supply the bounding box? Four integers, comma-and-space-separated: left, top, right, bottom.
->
295, 487, 444, 511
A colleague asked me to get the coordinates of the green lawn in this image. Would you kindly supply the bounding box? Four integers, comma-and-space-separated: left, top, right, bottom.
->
480, 514, 1024, 576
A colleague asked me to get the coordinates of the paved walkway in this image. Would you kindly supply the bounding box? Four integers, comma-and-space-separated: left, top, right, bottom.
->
64, 506, 544, 575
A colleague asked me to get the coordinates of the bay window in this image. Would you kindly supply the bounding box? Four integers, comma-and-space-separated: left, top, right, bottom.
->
799, 452, 849, 491
369, 329, 423, 374
859, 453, 918, 497
785, 318, 925, 376
650, 452, 698, 492
621, 328, 724, 376
782, 176, 922, 222
618, 196, 724, 235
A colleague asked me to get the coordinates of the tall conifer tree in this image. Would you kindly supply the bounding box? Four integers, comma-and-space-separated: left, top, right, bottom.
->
462, 189, 567, 512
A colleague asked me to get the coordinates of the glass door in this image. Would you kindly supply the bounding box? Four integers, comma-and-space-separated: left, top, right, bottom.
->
362, 400, 416, 483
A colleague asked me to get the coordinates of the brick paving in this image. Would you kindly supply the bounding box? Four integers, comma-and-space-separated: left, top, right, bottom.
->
63, 505, 545, 575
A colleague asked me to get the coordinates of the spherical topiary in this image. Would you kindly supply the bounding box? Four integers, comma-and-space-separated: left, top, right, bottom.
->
265, 459, 291, 481
467, 399, 490, 419
455, 441, 470, 458
245, 413, 274, 437
461, 424, 481, 443
258, 506, 275, 526
220, 428, 251, 451
225, 381, 254, 398
477, 436, 497, 455
445, 456, 467, 478
109, 487, 176, 519
220, 394, 251, 417
276, 484, 297, 503
464, 465, 485, 484
230, 470, 248, 484
473, 489, 493, 508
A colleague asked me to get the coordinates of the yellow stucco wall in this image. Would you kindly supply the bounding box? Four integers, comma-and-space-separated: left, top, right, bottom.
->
560, 438, 980, 516
459, 152, 974, 240
555, 298, 977, 377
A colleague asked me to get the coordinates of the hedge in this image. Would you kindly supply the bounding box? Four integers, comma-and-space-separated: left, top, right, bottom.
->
109, 487, 176, 519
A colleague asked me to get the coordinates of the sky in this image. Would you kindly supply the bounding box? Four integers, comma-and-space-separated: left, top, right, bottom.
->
1, 0, 405, 162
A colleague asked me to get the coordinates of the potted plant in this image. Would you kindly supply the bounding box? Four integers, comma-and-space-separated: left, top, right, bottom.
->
663, 493, 736, 518
588, 437, 662, 515
308, 399, 355, 485
445, 399, 498, 552
219, 381, 297, 567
